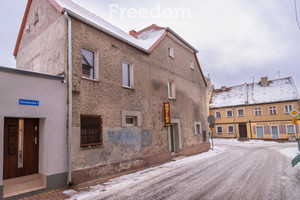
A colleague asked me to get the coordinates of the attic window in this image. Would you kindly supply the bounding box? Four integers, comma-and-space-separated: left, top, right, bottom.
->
168, 47, 174, 58
190, 60, 194, 70
34, 12, 39, 25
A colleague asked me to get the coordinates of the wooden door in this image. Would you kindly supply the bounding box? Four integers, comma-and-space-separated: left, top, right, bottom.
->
239, 124, 247, 138
3, 118, 39, 180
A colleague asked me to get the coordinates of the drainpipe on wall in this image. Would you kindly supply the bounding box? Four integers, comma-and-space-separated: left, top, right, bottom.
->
64, 11, 72, 185
233, 106, 236, 137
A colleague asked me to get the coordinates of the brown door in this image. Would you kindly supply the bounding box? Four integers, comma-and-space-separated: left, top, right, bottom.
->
239, 123, 247, 138
3, 118, 39, 180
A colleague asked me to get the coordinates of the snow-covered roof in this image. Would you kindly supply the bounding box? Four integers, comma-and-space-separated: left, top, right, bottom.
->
210, 77, 300, 108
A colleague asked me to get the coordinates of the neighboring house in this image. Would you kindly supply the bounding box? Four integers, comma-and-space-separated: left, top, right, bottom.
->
209, 77, 300, 140
14, 0, 209, 187
0, 66, 67, 199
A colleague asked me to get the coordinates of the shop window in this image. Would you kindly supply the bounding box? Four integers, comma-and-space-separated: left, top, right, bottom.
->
80, 115, 102, 147
215, 111, 221, 118
122, 62, 134, 88
226, 110, 233, 118
287, 125, 296, 133
254, 107, 262, 116
82, 48, 95, 79
227, 125, 234, 133
269, 106, 277, 115
284, 104, 293, 114
194, 122, 202, 135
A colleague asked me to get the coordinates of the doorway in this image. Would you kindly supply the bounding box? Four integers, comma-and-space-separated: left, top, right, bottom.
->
239, 123, 247, 138
271, 125, 279, 139
3, 118, 39, 180
170, 124, 180, 153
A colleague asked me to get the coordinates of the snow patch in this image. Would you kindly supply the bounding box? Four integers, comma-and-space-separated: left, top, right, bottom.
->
279, 147, 299, 158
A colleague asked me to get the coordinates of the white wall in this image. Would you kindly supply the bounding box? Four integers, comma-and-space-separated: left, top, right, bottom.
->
0, 67, 67, 185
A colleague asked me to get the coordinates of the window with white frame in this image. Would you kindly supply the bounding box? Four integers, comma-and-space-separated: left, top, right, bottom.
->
287, 124, 296, 134
82, 48, 95, 79
122, 62, 134, 88
256, 126, 264, 138
190, 60, 194, 70
237, 108, 244, 117
284, 104, 293, 114
168, 47, 174, 58
227, 125, 234, 133
215, 111, 221, 118
226, 110, 233, 118
194, 122, 202, 135
168, 81, 175, 99
125, 116, 137, 126
216, 126, 223, 133
269, 106, 277, 115
254, 107, 262, 116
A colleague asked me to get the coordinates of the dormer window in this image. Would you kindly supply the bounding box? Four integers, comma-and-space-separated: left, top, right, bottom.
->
168, 47, 174, 58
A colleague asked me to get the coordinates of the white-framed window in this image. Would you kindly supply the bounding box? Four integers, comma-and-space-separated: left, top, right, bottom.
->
227, 125, 234, 133
254, 107, 262, 116
286, 124, 296, 134
194, 122, 202, 135
190, 60, 194, 70
168, 47, 174, 58
82, 48, 95, 79
122, 62, 134, 88
268, 106, 277, 115
122, 110, 142, 127
215, 111, 221, 118
216, 126, 223, 134
168, 81, 175, 99
256, 126, 264, 138
237, 108, 245, 117
226, 110, 233, 118
284, 104, 293, 114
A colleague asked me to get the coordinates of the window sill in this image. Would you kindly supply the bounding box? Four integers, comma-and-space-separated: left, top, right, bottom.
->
123, 86, 135, 91
237, 116, 245, 117
82, 77, 99, 82
80, 144, 103, 150
168, 97, 176, 101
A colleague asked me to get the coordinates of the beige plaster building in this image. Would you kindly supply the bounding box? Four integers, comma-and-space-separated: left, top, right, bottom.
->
209, 77, 300, 140
14, 0, 209, 185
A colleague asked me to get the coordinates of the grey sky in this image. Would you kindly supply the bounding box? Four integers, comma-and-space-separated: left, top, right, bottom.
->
1, 0, 300, 90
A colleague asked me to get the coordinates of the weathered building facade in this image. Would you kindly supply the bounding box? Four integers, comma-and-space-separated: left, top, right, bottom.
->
209, 77, 300, 140
14, 0, 209, 185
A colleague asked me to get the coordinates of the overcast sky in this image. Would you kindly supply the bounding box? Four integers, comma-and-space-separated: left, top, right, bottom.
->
1, 0, 300, 90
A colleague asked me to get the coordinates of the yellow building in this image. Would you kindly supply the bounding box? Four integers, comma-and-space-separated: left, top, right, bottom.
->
209, 77, 300, 140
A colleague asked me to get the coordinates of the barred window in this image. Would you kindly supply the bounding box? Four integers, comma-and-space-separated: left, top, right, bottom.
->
80, 115, 102, 147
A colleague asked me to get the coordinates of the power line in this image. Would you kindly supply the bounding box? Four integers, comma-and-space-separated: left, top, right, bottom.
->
294, 0, 300, 31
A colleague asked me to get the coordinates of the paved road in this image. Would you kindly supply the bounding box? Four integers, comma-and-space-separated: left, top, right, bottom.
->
70, 141, 300, 200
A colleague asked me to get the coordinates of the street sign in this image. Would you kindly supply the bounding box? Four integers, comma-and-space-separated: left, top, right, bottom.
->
207, 115, 216, 124
290, 109, 300, 117
293, 117, 298, 125
19, 99, 39, 106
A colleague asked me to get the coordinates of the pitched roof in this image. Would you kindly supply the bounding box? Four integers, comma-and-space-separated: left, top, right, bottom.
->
14, 0, 207, 86
210, 77, 300, 108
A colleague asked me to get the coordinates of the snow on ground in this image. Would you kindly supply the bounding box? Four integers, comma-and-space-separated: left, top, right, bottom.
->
64, 139, 300, 200
279, 147, 299, 158
64, 147, 224, 200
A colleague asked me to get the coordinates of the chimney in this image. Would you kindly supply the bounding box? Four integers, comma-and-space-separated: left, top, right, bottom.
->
260, 77, 269, 86
129, 30, 137, 37
221, 86, 226, 91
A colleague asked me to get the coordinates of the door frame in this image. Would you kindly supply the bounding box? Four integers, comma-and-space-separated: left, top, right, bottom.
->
3, 118, 40, 180
270, 125, 280, 139
168, 119, 182, 153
